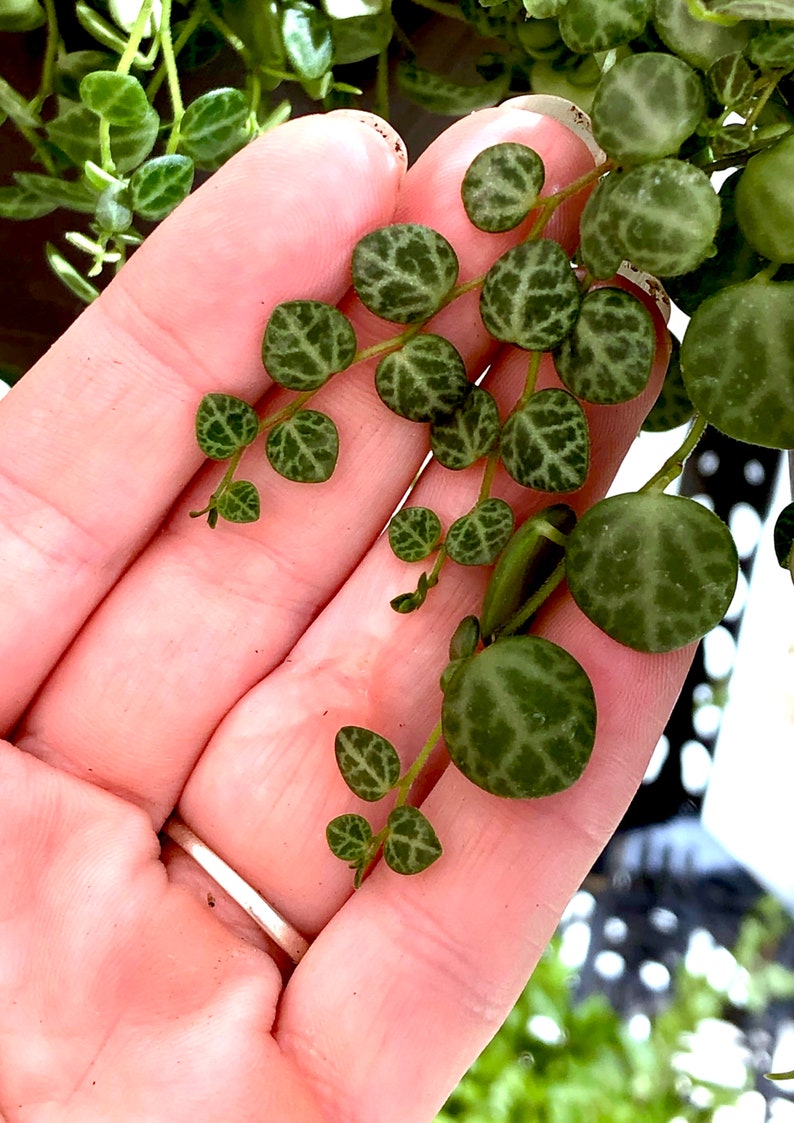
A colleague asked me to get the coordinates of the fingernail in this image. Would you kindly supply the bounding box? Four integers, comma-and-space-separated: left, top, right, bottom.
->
328, 109, 408, 171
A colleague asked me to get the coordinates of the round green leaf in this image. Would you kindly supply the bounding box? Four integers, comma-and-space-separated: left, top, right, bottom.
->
461, 142, 545, 233
559, 0, 651, 53
480, 240, 582, 351
396, 61, 509, 116
79, 70, 149, 127
500, 390, 589, 493
442, 635, 597, 798
565, 492, 739, 653
553, 287, 656, 404
383, 807, 442, 875
610, 159, 721, 277
708, 52, 755, 108
578, 172, 625, 281
352, 224, 459, 324
95, 182, 132, 233
680, 280, 794, 448
0, 185, 56, 220
129, 155, 195, 221
480, 503, 576, 641
180, 88, 249, 168
12, 172, 96, 215
430, 387, 500, 470
773, 501, 794, 569
747, 26, 794, 71
196, 393, 259, 460
388, 506, 443, 563
334, 726, 401, 802
642, 334, 694, 432
591, 52, 705, 164
263, 301, 356, 391
446, 498, 515, 567
331, 10, 394, 65
46, 103, 160, 174
266, 409, 339, 482
653, 0, 752, 70
375, 334, 469, 422
326, 813, 372, 863
215, 480, 261, 523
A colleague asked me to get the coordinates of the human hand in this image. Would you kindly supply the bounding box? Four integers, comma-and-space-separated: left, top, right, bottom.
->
0, 105, 691, 1122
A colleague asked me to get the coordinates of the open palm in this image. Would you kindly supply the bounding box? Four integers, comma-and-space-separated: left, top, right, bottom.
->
0, 105, 691, 1123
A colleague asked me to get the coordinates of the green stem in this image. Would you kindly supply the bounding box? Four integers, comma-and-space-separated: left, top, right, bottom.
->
117, 0, 157, 76
426, 543, 447, 589
352, 323, 423, 365
33, 0, 60, 112
258, 390, 314, 434
517, 350, 541, 410
99, 118, 114, 174
528, 160, 613, 239
147, 7, 202, 100
478, 450, 499, 503
202, 6, 254, 64
745, 73, 783, 130
684, 0, 740, 25
160, 0, 186, 153
189, 445, 245, 517
394, 719, 444, 807
640, 413, 708, 494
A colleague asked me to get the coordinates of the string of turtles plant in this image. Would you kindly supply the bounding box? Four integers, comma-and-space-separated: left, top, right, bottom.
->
192, 27, 794, 885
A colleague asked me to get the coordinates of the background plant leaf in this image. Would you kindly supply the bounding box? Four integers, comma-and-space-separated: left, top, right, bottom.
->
12, 173, 97, 215
129, 155, 195, 221
79, 70, 150, 127
397, 60, 510, 116
642, 334, 694, 432
179, 88, 249, 168
282, 1, 334, 80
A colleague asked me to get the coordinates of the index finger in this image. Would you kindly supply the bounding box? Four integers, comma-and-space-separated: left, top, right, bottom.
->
0, 112, 406, 731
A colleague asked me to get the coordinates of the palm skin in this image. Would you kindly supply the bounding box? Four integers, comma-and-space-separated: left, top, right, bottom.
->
0, 105, 691, 1123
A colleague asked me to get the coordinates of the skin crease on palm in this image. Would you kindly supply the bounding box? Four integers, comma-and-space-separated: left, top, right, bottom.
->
0, 103, 694, 1122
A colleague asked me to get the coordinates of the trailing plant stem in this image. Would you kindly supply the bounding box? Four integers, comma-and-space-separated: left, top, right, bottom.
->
529, 161, 614, 239
498, 556, 567, 638
117, 0, 157, 76
640, 413, 708, 494
394, 719, 444, 808
159, 0, 186, 154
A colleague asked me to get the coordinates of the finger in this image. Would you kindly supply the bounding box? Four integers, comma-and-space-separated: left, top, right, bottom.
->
18, 108, 598, 817
0, 111, 406, 732
170, 288, 670, 941
276, 611, 693, 1123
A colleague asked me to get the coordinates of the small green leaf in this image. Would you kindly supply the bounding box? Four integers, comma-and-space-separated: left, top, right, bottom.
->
397, 60, 509, 116
326, 813, 373, 863
282, 1, 333, 80
263, 301, 356, 392
480, 240, 582, 351
129, 155, 195, 221
383, 806, 442, 875
773, 501, 794, 570
449, 615, 480, 661
195, 393, 259, 461
446, 498, 515, 566
553, 287, 656, 405
480, 503, 576, 641
642, 334, 694, 433
390, 571, 429, 614
500, 390, 589, 493
335, 726, 401, 802
352, 224, 459, 324
680, 281, 794, 449
266, 409, 339, 482
95, 182, 133, 233
747, 26, 794, 71
12, 173, 97, 214
215, 480, 261, 523
708, 0, 794, 18
79, 70, 150, 127
461, 142, 545, 232
442, 635, 597, 798
45, 243, 100, 304
708, 52, 755, 108
179, 88, 249, 168
375, 334, 470, 422
558, 0, 651, 53
0, 186, 57, 220
0, 0, 45, 32
565, 492, 738, 653
388, 506, 443, 562
430, 386, 500, 470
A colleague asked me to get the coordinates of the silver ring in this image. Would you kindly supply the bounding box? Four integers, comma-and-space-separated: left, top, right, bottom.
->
162, 815, 310, 964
